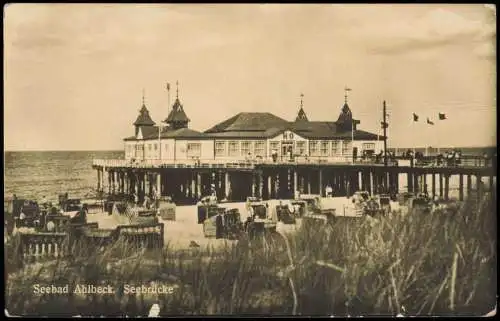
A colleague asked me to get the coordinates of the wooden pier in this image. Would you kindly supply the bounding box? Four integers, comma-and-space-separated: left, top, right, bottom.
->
92, 155, 496, 204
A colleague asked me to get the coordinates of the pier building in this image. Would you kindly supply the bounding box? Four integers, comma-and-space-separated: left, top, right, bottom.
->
124, 89, 383, 163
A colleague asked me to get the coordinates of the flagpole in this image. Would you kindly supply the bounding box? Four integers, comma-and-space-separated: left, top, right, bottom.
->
351, 120, 354, 164
167, 83, 171, 115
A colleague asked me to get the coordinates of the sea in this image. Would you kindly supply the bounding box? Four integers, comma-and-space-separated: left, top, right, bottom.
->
4, 151, 124, 202
3, 147, 495, 203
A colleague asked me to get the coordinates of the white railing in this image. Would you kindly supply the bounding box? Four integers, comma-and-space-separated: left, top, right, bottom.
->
92, 156, 394, 169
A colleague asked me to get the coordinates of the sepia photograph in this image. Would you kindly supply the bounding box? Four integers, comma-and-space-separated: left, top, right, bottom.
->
4, 3, 497, 317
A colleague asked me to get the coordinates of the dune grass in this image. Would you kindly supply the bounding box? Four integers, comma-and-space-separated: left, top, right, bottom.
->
5, 189, 496, 317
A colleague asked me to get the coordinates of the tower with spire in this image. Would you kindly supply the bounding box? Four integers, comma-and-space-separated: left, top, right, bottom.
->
163, 81, 190, 130
133, 89, 156, 136
336, 87, 357, 131
295, 93, 309, 122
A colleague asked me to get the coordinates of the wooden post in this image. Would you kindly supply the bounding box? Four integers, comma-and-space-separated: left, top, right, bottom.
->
432, 173, 436, 198
467, 175, 472, 197
123, 172, 130, 195
370, 171, 374, 196
407, 171, 413, 193
439, 174, 443, 198
293, 170, 298, 198
476, 175, 482, 200
307, 171, 311, 194
198, 172, 203, 199
267, 174, 272, 199
275, 172, 280, 198
259, 171, 263, 198
458, 174, 464, 201
413, 173, 419, 194
319, 169, 323, 197
108, 170, 112, 194
358, 171, 362, 191
191, 173, 196, 199
97, 169, 101, 192
156, 173, 161, 197
251, 172, 256, 197
444, 174, 450, 201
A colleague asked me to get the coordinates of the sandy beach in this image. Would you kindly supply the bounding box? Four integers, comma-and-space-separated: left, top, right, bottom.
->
86, 196, 403, 250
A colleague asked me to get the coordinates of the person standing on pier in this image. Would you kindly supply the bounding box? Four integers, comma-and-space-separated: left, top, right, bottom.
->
133, 192, 139, 206
271, 149, 278, 163
325, 184, 333, 198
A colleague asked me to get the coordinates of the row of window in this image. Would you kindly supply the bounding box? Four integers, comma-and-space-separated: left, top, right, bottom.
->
215, 141, 266, 157
269, 140, 352, 157
125, 141, 378, 158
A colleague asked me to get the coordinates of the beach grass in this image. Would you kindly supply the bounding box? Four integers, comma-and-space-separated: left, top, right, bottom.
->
5, 189, 496, 317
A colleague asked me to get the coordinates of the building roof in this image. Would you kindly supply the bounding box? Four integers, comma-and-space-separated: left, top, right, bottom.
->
125, 103, 381, 142
202, 111, 374, 140
204, 112, 289, 133
133, 104, 156, 126
124, 126, 209, 141
161, 127, 209, 139
164, 98, 190, 124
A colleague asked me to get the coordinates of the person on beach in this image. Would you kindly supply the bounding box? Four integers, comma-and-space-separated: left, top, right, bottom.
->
41, 195, 48, 208
19, 209, 26, 222
215, 212, 224, 239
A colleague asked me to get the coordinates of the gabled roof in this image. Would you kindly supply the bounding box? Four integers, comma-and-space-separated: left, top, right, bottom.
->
133, 104, 156, 126
207, 127, 285, 139
161, 127, 209, 139
124, 126, 209, 141
164, 98, 190, 124
204, 112, 289, 133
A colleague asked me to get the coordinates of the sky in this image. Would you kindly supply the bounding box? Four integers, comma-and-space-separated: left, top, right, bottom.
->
3, 4, 496, 151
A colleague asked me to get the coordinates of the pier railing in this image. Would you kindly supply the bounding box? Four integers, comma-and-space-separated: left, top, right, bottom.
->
92, 155, 493, 169
92, 157, 398, 169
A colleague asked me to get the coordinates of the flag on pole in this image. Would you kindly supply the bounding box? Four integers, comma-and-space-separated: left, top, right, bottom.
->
427, 118, 434, 125
439, 113, 446, 120
166, 83, 170, 91
381, 121, 388, 129
413, 113, 419, 122
345, 87, 352, 91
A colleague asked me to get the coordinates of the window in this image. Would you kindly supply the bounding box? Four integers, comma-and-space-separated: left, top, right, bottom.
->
363, 143, 375, 150
241, 141, 252, 156
228, 141, 239, 157
342, 140, 352, 155
309, 141, 319, 156
165, 144, 168, 151
254, 141, 265, 157
187, 143, 201, 158
148, 144, 152, 151
215, 141, 226, 157
320, 141, 330, 157
154, 144, 158, 151
331, 140, 341, 155
270, 141, 280, 155
296, 141, 306, 155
